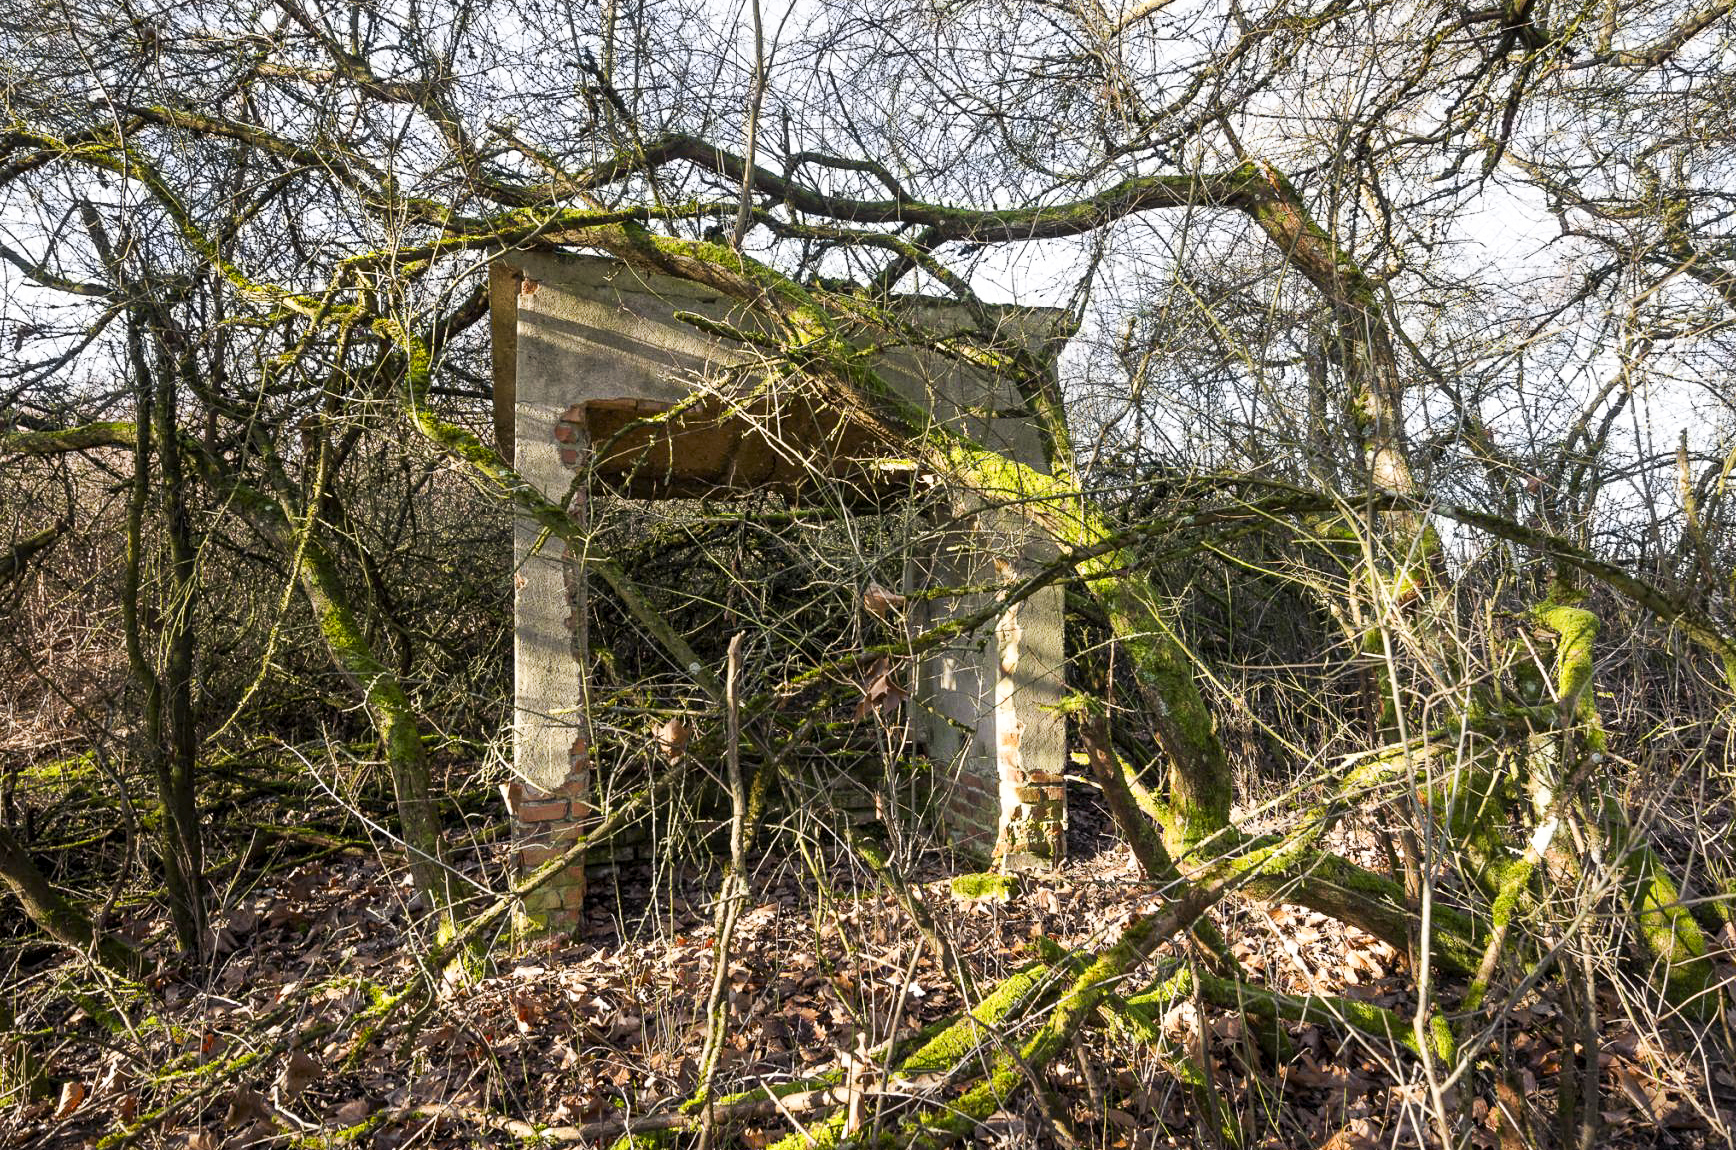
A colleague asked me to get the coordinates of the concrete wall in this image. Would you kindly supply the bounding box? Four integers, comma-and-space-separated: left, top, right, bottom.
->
495, 252, 1070, 931
918, 503, 1067, 868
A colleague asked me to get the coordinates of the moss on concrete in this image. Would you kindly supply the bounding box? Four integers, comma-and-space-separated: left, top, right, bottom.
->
949, 872, 1017, 903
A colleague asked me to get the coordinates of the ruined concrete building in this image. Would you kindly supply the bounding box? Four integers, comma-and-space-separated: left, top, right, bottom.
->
491, 253, 1069, 931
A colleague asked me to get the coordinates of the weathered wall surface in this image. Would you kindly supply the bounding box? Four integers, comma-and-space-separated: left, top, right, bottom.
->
917, 504, 1067, 867
494, 252, 1070, 931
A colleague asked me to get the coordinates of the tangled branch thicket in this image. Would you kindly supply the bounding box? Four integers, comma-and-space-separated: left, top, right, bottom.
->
2, 0, 1736, 1143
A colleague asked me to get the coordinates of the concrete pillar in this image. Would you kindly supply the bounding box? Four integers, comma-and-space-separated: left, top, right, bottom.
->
917, 503, 1068, 870
492, 255, 758, 933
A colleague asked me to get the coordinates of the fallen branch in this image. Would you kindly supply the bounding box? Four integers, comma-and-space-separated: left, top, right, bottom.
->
856, 875, 1242, 1150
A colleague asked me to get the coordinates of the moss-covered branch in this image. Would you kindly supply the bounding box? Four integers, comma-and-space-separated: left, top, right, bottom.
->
2, 422, 135, 455
0, 825, 141, 976
0, 522, 64, 583
1122, 965, 1454, 1064
1531, 597, 1722, 1016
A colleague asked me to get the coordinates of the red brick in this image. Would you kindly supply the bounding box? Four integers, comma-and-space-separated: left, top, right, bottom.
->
558, 447, 579, 466
505, 781, 565, 808
516, 799, 569, 822
553, 421, 578, 443
519, 845, 560, 869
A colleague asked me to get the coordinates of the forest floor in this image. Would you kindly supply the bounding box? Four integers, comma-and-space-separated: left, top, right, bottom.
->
4, 784, 1731, 1150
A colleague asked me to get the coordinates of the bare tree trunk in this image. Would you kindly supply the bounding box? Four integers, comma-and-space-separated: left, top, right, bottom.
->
696, 633, 748, 1148
118, 316, 205, 958
86, 201, 208, 958
153, 334, 206, 950
294, 536, 454, 936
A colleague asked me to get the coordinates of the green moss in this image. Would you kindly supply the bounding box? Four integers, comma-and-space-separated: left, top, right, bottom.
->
1436, 763, 1521, 898
1536, 601, 1599, 719
3, 421, 135, 456
1487, 856, 1534, 930
1224, 842, 1484, 976
906, 915, 1167, 1146
1182, 969, 1452, 1064
1630, 846, 1718, 1015
899, 962, 1053, 1073
1535, 597, 1719, 1016
766, 962, 1056, 1150
290, 1110, 391, 1147
1427, 1015, 1456, 1064
93, 1041, 269, 1147
20, 751, 100, 784
949, 872, 1016, 902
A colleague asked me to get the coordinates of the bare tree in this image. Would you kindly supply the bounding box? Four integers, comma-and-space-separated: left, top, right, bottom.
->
2, 0, 1734, 1139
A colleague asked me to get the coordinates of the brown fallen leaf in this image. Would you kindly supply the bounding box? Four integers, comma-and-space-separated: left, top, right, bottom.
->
1613, 1063, 1658, 1122
418, 1023, 456, 1049
512, 991, 549, 1033
863, 583, 907, 621
231, 1120, 278, 1147
854, 655, 907, 719
284, 870, 319, 904
224, 1086, 272, 1130
277, 1049, 321, 1101
53, 1080, 85, 1120
331, 1098, 372, 1125
95, 1055, 132, 1096
655, 716, 691, 761
1317, 1124, 1379, 1150
184, 1131, 220, 1150
227, 903, 259, 935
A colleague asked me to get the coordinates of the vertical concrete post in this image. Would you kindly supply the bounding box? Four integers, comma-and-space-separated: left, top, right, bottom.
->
917, 502, 1067, 870
495, 255, 749, 934
494, 267, 591, 933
